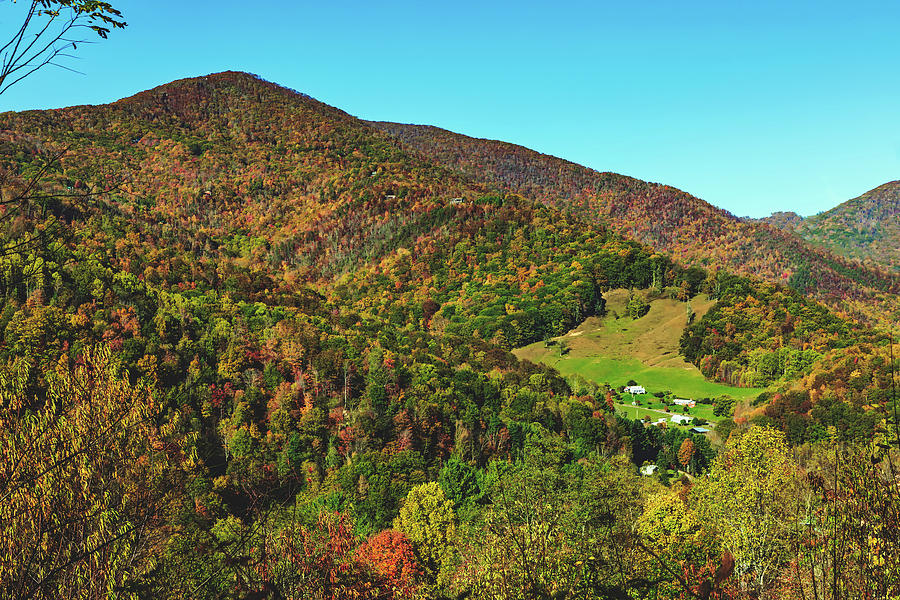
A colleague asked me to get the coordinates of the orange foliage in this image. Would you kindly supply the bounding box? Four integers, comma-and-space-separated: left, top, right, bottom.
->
354, 530, 421, 597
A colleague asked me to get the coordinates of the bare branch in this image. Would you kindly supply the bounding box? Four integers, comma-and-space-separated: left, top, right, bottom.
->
0, 0, 126, 97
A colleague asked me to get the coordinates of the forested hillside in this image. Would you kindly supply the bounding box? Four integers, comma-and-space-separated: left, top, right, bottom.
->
761, 181, 900, 273
369, 121, 900, 324
2, 72, 899, 599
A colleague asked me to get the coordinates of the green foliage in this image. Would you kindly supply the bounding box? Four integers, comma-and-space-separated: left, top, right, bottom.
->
712, 394, 736, 417
777, 181, 900, 277
680, 275, 858, 387
692, 426, 799, 594
1, 71, 898, 599
394, 481, 457, 582
437, 458, 479, 510
451, 433, 649, 599
372, 121, 900, 327
626, 292, 650, 319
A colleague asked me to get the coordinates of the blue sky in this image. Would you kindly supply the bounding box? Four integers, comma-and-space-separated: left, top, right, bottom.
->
1, 0, 898, 217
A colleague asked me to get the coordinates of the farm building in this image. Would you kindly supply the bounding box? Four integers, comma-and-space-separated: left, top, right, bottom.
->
624, 385, 646, 395
670, 414, 693, 425
672, 398, 696, 408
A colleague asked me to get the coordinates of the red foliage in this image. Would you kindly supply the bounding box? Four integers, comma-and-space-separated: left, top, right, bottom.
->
258, 512, 387, 599
328, 406, 344, 427
337, 426, 355, 457
354, 530, 421, 597
210, 383, 234, 409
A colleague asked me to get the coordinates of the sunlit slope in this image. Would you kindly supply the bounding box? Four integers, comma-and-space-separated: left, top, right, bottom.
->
370, 120, 900, 324
514, 290, 762, 401
763, 181, 900, 273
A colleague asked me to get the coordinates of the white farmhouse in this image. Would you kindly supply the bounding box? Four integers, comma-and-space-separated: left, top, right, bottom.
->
624, 385, 646, 395
670, 414, 693, 425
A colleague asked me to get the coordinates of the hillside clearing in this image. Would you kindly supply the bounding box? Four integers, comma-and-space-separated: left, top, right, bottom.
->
513, 289, 763, 403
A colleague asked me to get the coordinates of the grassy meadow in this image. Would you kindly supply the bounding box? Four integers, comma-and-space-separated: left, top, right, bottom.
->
514, 289, 764, 423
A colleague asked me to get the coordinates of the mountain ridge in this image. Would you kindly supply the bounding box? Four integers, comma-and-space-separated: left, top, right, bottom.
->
4, 70, 896, 326
760, 181, 900, 273
0, 69, 881, 393
368, 119, 900, 323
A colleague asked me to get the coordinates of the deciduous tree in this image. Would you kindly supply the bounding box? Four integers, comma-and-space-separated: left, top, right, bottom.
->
394, 481, 456, 583
0, 345, 183, 599
693, 426, 799, 596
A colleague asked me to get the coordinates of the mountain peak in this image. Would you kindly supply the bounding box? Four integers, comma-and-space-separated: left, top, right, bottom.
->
110, 71, 341, 124
118, 71, 295, 100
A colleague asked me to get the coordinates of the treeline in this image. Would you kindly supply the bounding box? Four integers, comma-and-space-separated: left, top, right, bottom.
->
333, 194, 708, 350
680, 272, 860, 387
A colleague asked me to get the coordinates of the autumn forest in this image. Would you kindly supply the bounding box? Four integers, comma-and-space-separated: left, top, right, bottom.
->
2, 24, 900, 600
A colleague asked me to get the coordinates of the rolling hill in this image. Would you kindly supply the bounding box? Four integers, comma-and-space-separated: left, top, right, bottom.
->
368, 121, 900, 324
761, 181, 900, 273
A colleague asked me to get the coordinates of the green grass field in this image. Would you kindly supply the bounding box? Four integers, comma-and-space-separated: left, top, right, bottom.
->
533, 354, 759, 402
613, 403, 678, 422
513, 289, 763, 421
617, 395, 716, 420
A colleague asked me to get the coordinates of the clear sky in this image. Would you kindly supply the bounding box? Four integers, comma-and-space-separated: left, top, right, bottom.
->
1, 0, 898, 217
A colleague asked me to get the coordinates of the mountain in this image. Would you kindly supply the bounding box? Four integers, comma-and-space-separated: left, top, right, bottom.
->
760, 210, 804, 229
0, 73, 732, 371
1, 72, 898, 599
367, 121, 900, 323
761, 181, 900, 273
0, 70, 887, 417
0, 72, 490, 285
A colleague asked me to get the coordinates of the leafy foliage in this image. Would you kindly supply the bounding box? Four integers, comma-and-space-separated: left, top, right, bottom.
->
0, 346, 185, 599
763, 181, 900, 275
0, 71, 898, 599
370, 121, 900, 326
692, 426, 799, 595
